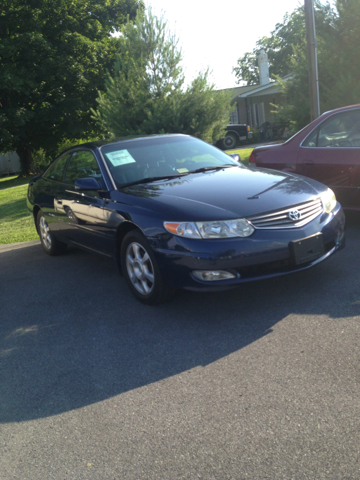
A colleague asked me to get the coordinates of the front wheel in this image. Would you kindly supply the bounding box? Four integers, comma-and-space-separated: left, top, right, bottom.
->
121, 230, 175, 305
222, 133, 237, 150
37, 210, 67, 256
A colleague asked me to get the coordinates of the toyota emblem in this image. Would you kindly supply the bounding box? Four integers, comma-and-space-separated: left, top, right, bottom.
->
288, 210, 301, 221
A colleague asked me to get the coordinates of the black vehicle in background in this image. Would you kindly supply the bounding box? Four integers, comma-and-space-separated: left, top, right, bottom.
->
216, 124, 253, 150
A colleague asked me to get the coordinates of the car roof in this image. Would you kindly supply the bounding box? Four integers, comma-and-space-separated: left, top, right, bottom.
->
77, 134, 189, 150
322, 103, 360, 116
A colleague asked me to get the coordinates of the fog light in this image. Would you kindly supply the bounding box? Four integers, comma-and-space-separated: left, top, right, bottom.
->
192, 270, 237, 281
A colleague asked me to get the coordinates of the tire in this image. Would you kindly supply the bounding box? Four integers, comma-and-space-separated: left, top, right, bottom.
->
121, 230, 175, 305
37, 210, 67, 256
222, 133, 237, 150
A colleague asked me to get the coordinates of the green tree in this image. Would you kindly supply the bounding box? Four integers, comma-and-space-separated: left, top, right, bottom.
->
233, 2, 335, 86
0, 0, 143, 175
92, 8, 233, 144
272, 0, 360, 131
321, 0, 360, 111
233, 1, 360, 131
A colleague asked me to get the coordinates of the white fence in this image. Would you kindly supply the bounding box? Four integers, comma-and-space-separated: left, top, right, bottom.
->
0, 152, 21, 175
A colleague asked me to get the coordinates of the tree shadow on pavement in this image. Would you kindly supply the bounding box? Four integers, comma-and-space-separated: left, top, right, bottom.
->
1, 214, 359, 423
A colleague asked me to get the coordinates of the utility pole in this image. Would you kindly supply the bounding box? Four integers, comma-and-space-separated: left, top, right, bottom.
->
304, 0, 320, 120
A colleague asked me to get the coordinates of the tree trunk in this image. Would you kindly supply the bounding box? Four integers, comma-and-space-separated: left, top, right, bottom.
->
16, 144, 33, 177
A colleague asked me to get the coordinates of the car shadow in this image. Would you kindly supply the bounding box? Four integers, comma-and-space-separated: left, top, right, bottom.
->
1, 213, 359, 423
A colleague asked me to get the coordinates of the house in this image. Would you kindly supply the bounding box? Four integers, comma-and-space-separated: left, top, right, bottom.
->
223, 50, 292, 137
0, 151, 21, 175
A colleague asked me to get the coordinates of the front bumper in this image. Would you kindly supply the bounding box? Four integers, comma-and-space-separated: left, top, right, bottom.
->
152, 204, 345, 291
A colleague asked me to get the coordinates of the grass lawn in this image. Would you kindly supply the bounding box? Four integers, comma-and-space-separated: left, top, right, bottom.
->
0, 176, 39, 245
0, 174, 34, 189
225, 147, 253, 165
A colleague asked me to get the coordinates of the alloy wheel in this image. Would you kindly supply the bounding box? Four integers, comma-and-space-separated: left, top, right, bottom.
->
125, 242, 155, 295
39, 216, 52, 250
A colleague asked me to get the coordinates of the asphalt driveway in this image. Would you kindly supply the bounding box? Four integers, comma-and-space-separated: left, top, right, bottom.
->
1, 214, 359, 479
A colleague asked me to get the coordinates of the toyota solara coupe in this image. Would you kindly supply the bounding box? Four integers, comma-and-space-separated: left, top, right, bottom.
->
27, 134, 345, 304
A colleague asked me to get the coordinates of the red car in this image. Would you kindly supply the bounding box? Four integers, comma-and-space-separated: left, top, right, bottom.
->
249, 104, 360, 210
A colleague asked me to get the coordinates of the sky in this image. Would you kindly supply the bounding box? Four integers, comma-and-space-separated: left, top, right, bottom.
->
145, 0, 305, 89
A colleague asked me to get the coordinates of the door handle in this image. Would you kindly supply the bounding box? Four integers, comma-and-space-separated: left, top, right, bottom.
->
305, 162, 314, 166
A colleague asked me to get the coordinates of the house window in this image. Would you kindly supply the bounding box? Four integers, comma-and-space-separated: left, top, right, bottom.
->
230, 108, 239, 124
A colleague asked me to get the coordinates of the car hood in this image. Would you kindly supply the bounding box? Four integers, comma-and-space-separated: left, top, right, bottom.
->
120, 166, 327, 221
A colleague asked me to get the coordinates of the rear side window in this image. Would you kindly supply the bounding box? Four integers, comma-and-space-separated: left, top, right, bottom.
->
303, 109, 360, 148
43, 153, 71, 182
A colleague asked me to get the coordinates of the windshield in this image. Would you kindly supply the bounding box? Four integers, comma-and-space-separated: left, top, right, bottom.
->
100, 136, 240, 188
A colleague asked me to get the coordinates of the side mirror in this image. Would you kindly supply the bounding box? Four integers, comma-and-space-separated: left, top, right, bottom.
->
229, 153, 241, 163
75, 177, 102, 191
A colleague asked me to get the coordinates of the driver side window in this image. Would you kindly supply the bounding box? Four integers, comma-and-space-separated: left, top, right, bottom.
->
65, 151, 102, 185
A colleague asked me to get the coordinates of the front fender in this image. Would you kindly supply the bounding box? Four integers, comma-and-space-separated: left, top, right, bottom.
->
226, 129, 241, 139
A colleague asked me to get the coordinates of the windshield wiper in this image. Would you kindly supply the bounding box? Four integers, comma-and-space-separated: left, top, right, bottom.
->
119, 164, 237, 188
119, 173, 189, 188
190, 164, 236, 174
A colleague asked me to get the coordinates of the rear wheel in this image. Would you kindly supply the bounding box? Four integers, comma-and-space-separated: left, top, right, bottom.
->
121, 230, 174, 305
37, 210, 67, 256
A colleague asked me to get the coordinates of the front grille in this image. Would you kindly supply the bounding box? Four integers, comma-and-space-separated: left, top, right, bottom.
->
236, 258, 292, 278
247, 198, 323, 229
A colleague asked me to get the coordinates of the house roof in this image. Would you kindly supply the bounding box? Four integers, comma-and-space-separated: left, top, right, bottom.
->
217, 74, 293, 104
218, 84, 260, 96
217, 85, 260, 105
235, 74, 293, 100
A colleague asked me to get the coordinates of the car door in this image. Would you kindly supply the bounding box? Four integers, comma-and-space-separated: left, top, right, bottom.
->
58, 150, 114, 255
297, 108, 360, 207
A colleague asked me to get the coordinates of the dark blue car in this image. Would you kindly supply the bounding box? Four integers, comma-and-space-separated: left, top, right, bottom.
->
27, 134, 345, 304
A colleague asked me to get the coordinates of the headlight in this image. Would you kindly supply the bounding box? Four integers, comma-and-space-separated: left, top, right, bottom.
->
164, 219, 255, 239
164, 222, 201, 239
197, 219, 255, 238
321, 188, 337, 214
